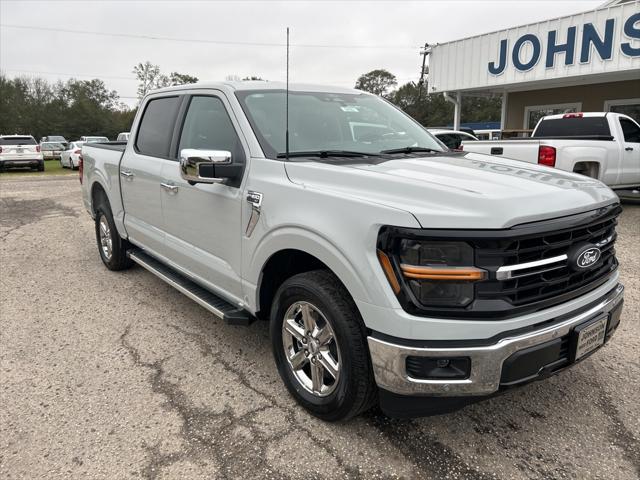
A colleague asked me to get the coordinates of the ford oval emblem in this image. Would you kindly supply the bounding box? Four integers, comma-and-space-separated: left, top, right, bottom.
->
576, 247, 601, 269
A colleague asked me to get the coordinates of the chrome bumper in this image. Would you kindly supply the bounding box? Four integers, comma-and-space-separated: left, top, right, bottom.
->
368, 284, 624, 397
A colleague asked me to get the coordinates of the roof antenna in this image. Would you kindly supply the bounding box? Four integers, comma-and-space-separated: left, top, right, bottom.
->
285, 27, 290, 161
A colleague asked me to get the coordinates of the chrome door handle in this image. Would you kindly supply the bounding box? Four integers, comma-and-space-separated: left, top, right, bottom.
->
120, 170, 134, 179
160, 182, 179, 194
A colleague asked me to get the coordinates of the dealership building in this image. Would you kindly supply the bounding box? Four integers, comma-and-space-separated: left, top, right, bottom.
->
428, 0, 640, 135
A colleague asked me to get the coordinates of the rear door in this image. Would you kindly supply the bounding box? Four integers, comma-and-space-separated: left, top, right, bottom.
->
617, 117, 640, 186
120, 95, 183, 255
159, 92, 246, 302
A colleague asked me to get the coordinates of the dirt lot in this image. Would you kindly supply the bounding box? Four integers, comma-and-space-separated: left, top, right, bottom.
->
1, 175, 638, 480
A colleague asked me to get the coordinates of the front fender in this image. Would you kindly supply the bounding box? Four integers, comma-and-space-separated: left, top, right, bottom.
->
243, 224, 406, 316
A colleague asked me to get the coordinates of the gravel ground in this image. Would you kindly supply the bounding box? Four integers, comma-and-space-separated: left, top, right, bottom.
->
1, 175, 638, 480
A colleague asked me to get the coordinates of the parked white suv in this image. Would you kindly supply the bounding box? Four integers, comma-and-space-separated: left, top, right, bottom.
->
0, 135, 44, 171
81, 82, 624, 420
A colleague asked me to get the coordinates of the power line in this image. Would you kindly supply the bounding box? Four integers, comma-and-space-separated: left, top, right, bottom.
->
0, 24, 420, 50
2, 68, 135, 81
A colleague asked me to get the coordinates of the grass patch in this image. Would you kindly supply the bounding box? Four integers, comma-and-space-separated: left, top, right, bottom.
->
0, 159, 75, 177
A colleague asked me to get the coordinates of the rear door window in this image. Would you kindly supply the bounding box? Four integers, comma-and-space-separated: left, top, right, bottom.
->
135, 96, 181, 157
619, 118, 640, 143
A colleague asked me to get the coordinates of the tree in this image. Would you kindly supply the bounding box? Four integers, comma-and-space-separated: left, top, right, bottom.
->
388, 80, 501, 127
170, 72, 198, 86
133, 61, 169, 98
354, 69, 397, 97
0, 74, 136, 141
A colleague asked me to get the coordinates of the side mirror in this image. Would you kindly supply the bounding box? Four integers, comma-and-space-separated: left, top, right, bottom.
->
179, 148, 232, 184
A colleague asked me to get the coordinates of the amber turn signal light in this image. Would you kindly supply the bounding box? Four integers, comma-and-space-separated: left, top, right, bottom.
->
377, 250, 401, 294
400, 265, 485, 281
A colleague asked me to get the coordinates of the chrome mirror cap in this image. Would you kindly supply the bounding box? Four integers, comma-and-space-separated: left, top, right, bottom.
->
179, 148, 232, 184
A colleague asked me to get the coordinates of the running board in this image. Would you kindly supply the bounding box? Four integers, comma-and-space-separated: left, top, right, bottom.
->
127, 249, 254, 326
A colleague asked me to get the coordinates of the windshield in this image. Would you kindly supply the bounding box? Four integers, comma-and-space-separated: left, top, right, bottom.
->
236, 90, 444, 158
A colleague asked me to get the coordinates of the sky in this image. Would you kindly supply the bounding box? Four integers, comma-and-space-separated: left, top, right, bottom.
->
0, 0, 604, 107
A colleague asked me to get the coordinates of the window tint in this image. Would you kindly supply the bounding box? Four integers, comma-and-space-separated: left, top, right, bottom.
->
136, 96, 181, 157
178, 96, 242, 160
619, 118, 640, 143
534, 117, 611, 138
0, 136, 36, 145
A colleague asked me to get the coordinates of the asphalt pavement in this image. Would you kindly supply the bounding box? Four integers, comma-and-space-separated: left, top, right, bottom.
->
1, 175, 638, 479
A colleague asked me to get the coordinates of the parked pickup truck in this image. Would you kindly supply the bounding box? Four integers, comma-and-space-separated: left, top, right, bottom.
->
462, 112, 640, 190
81, 82, 625, 420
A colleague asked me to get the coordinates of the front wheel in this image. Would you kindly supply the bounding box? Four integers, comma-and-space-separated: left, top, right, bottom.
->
270, 270, 377, 421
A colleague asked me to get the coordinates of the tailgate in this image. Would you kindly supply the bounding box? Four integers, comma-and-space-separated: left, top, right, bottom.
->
463, 140, 541, 163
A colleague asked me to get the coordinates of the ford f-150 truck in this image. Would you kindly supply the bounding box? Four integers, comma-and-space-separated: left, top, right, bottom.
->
81, 82, 625, 420
461, 112, 640, 191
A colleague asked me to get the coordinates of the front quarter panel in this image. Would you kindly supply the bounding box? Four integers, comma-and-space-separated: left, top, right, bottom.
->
240, 157, 421, 316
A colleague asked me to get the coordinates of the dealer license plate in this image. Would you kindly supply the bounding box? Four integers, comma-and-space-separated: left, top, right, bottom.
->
575, 316, 607, 361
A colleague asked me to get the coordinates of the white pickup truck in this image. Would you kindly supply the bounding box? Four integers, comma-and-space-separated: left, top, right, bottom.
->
462, 112, 640, 190
81, 82, 624, 420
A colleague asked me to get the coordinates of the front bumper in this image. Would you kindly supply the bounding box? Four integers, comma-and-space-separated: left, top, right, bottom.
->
368, 283, 624, 397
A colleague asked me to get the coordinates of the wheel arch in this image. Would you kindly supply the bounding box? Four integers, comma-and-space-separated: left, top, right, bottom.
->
90, 180, 109, 215
251, 229, 374, 320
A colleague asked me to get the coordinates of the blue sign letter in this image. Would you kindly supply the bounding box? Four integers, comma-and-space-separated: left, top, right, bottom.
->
621, 12, 640, 57
546, 27, 576, 68
580, 19, 615, 63
512, 34, 541, 71
488, 39, 508, 75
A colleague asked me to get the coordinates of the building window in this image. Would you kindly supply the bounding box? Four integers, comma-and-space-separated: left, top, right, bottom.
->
523, 103, 582, 130
604, 98, 640, 123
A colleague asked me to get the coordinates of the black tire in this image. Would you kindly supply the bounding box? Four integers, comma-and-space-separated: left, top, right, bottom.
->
94, 201, 133, 271
270, 270, 377, 421
37, 163, 44, 172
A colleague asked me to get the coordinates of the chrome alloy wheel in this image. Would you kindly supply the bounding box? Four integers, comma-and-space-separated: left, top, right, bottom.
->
98, 215, 113, 261
282, 301, 341, 397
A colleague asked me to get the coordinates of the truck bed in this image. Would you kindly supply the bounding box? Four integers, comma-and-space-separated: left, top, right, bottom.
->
85, 141, 127, 152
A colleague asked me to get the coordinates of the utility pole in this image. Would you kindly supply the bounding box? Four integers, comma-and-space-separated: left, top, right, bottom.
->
417, 43, 431, 100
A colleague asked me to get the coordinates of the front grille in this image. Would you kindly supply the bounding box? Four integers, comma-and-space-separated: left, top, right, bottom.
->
474, 206, 619, 309
379, 203, 621, 319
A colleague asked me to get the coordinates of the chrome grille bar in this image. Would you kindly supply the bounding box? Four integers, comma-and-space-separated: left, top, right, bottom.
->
496, 254, 568, 281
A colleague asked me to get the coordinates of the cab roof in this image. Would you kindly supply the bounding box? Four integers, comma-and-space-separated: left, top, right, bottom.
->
151, 81, 366, 96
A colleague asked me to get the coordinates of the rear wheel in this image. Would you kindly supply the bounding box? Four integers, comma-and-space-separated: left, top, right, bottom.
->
94, 201, 133, 271
37, 163, 44, 172
270, 270, 377, 421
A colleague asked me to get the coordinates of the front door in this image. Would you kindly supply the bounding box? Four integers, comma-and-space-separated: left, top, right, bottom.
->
618, 117, 640, 187
159, 93, 246, 303
120, 95, 183, 255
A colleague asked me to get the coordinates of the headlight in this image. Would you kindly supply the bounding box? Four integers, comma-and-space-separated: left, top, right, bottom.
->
377, 233, 486, 309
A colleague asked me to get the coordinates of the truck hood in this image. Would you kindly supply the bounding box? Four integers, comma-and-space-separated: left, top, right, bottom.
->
284, 152, 618, 229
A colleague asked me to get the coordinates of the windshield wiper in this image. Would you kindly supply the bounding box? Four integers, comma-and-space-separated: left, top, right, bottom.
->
380, 146, 439, 154
276, 150, 372, 158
